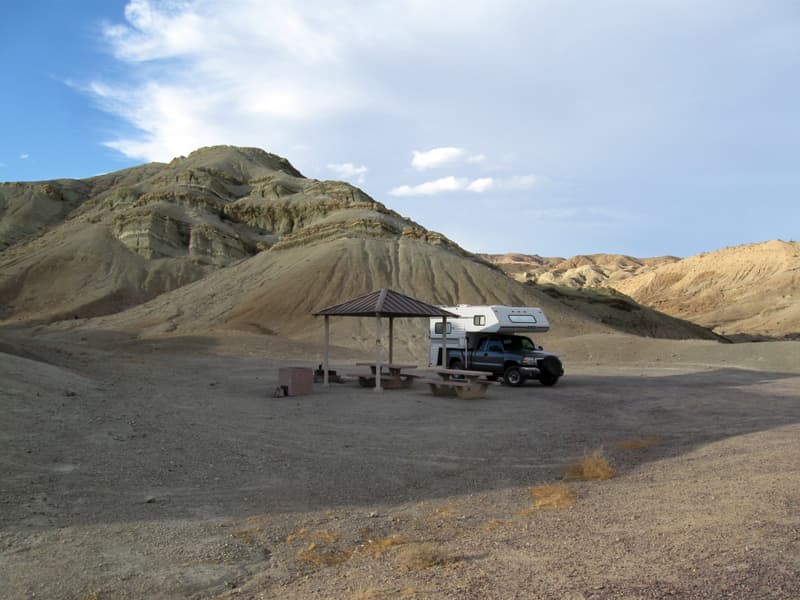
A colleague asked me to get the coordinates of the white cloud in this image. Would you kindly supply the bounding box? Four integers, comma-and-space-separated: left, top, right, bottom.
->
20, 153, 29, 160
411, 147, 487, 170
389, 176, 496, 196
390, 173, 543, 196
327, 162, 368, 184
411, 147, 466, 170
390, 176, 464, 196
466, 177, 494, 192
498, 174, 543, 190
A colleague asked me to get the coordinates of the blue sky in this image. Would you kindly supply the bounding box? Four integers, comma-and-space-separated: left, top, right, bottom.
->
2, 1, 799, 258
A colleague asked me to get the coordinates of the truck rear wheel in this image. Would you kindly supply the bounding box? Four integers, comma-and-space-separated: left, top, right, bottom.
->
504, 365, 525, 387
449, 358, 463, 370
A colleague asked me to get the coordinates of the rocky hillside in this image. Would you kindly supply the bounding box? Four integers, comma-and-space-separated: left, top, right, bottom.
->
484, 242, 800, 339
0, 146, 720, 351
481, 253, 679, 287
611, 240, 800, 339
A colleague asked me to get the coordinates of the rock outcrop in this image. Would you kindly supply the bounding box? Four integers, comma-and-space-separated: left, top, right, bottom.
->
0, 145, 722, 346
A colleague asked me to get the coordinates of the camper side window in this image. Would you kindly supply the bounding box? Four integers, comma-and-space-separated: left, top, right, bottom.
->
434, 322, 452, 334
473, 315, 486, 326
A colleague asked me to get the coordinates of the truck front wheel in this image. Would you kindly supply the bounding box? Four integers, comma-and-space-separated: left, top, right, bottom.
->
538, 372, 559, 386
504, 365, 526, 387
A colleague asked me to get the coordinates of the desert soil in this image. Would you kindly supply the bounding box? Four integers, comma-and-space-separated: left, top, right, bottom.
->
1, 326, 798, 599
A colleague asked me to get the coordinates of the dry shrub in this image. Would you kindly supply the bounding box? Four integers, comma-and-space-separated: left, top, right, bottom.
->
295, 541, 352, 567
232, 526, 262, 545
361, 534, 409, 559
530, 483, 577, 509
565, 448, 615, 480
286, 528, 337, 544
352, 586, 420, 599
431, 502, 463, 519
397, 543, 452, 570
614, 435, 662, 450
482, 519, 511, 530
286, 527, 308, 543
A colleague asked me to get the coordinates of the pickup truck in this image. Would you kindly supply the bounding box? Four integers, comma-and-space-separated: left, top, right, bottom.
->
445, 333, 564, 387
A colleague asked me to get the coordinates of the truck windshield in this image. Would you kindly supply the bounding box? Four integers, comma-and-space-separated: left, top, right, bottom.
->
503, 336, 536, 351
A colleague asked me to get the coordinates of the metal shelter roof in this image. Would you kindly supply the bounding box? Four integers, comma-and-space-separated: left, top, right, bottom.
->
313, 288, 457, 318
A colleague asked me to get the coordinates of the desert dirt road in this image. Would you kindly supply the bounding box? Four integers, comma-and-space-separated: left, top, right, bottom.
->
1, 327, 799, 599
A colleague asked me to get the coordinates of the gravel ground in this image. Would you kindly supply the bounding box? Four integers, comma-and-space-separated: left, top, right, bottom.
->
1, 326, 798, 599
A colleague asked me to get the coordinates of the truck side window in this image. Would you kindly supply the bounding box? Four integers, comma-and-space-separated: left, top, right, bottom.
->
488, 341, 503, 352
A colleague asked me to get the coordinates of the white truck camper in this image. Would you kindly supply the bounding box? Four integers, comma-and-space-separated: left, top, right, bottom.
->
429, 305, 564, 386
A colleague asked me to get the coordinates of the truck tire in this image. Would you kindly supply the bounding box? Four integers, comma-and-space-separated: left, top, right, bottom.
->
538, 372, 559, 386
504, 365, 525, 387
538, 356, 563, 387
449, 358, 464, 370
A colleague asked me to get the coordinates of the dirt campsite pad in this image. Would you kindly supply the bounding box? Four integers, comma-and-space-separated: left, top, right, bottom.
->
1, 326, 799, 599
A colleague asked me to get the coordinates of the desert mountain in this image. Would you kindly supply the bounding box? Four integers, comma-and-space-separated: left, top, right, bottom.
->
0, 145, 719, 353
481, 253, 679, 287
483, 242, 800, 339
610, 240, 800, 339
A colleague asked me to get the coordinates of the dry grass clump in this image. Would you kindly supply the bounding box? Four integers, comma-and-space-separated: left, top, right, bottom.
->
564, 448, 615, 480
530, 483, 577, 509
431, 502, 464, 519
361, 534, 409, 559
614, 435, 662, 450
396, 543, 453, 570
482, 518, 512, 530
352, 586, 421, 599
286, 528, 338, 544
295, 541, 352, 567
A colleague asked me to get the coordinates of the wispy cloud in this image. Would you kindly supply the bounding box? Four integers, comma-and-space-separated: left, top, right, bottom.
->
389, 176, 495, 196
327, 162, 368, 184
499, 174, 543, 190
20, 153, 29, 160
390, 173, 542, 197
411, 147, 485, 170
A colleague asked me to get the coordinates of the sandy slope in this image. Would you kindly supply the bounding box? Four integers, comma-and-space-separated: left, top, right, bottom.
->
1, 325, 798, 599
611, 240, 800, 338
484, 241, 800, 339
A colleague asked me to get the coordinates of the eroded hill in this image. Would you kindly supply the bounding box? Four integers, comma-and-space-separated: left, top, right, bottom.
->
483, 242, 800, 339
0, 146, 720, 351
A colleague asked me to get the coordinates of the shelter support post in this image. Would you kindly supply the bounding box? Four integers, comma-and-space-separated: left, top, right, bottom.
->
388, 317, 394, 365
375, 315, 383, 392
323, 315, 330, 386
441, 316, 447, 367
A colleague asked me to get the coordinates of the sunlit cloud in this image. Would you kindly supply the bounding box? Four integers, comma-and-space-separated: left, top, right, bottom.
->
390, 173, 543, 196
327, 162, 368, 184
411, 147, 486, 170
466, 177, 493, 192
389, 176, 496, 196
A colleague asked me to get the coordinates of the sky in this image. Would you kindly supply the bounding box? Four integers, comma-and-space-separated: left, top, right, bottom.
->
2, 0, 799, 258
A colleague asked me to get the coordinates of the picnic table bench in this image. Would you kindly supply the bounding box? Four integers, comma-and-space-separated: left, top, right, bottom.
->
418, 367, 498, 399
353, 362, 418, 389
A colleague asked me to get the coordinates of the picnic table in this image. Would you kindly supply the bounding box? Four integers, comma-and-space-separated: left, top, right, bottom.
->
354, 362, 418, 389
418, 368, 497, 399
